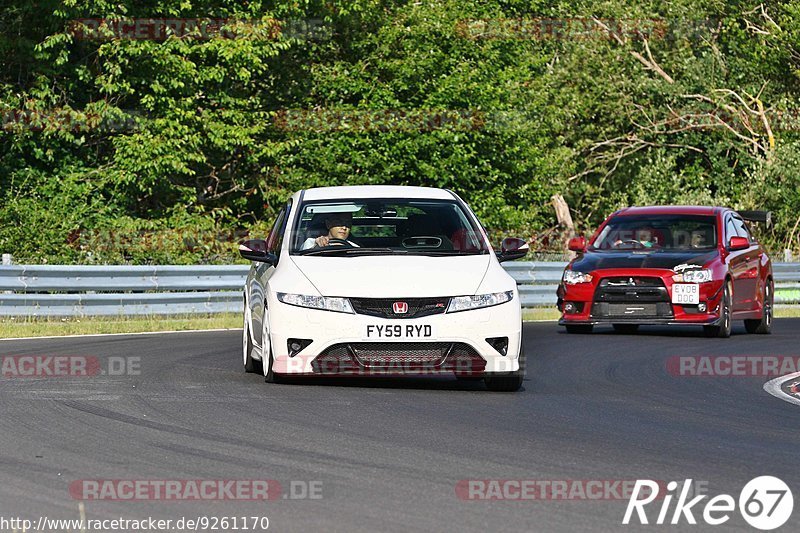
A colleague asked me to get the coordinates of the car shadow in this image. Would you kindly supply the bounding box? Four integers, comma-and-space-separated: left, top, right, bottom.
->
560, 325, 747, 338
273, 375, 529, 392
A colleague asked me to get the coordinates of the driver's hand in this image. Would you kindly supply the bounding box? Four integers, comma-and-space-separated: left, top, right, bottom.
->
314, 236, 330, 247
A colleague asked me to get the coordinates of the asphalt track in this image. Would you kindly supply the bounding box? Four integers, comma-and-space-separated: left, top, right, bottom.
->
1, 319, 799, 532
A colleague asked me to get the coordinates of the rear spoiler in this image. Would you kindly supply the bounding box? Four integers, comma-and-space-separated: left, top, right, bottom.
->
737, 210, 773, 228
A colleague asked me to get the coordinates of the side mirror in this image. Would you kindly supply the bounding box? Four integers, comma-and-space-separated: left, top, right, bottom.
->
238, 239, 277, 264
568, 236, 586, 252
728, 236, 749, 251
497, 237, 529, 263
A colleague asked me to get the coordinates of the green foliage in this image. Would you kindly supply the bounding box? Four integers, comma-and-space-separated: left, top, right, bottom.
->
1, 0, 800, 263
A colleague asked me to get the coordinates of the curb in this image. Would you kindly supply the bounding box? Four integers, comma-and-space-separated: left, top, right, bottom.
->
763, 371, 800, 407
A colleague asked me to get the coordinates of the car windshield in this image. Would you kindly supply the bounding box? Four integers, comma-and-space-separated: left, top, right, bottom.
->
590, 215, 718, 251
290, 198, 490, 255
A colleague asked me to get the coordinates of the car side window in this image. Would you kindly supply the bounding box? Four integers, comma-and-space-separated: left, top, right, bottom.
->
266, 201, 291, 260
724, 216, 739, 246
731, 215, 753, 242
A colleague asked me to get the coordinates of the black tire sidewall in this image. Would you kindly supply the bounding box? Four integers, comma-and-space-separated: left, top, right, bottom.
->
720, 283, 732, 337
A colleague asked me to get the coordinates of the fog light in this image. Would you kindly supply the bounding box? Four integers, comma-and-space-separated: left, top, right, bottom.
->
287, 338, 312, 357
698, 303, 707, 312
564, 301, 580, 314
485, 337, 509, 356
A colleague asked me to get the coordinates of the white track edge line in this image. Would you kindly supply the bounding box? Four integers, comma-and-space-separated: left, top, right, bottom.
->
0, 328, 240, 341
763, 371, 800, 407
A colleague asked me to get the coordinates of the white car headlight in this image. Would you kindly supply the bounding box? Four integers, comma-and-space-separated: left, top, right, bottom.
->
676, 269, 713, 283
276, 293, 354, 314
446, 291, 514, 313
563, 270, 594, 284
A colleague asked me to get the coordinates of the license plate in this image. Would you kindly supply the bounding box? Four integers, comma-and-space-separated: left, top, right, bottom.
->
365, 324, 433, 339
672, 283, 700, 305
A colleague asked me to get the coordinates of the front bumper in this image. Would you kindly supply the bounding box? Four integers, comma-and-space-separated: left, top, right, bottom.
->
558, 269, 725, 327
264, 294, 522, 376
557, 316, 723, 327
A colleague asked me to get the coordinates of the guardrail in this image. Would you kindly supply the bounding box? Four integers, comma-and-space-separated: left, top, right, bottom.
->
0, 265, 245, 316
0, 262, 798, 316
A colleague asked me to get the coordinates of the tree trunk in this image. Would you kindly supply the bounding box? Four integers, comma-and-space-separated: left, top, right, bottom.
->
551, 194, 575, 258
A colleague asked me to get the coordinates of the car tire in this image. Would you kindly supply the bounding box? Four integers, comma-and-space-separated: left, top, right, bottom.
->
744, 280, 773, 334
704, 282, 732, 338
484, 350, 525, 392
612, 324, 639, 334
454, 374, 484, 381
261, 308, 282, 384
484, 373, 523, 392
565, 324, 593, 334
242, 305, 262, 374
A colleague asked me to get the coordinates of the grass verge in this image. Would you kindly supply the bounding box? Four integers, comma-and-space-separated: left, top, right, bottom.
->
522, 308, 561, 321
774, 306, 800, 318
0, 313, 241, 339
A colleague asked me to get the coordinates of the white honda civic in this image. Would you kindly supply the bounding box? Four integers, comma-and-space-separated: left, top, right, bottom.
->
239, 185, 528, 391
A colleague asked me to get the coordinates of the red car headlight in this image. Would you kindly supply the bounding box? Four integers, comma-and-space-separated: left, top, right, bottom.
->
672, 269, 713, 283
563, 271, 594, 285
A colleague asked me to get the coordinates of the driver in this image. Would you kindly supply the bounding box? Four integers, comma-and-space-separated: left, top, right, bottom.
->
301, 212, 359, 249
613, 228, 658, 248
635, 229, 658, 248
691, 229, 707, 249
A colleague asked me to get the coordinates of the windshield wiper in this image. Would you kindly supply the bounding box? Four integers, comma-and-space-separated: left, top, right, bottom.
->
297, 248, 487, 257
405, 250, 487, 256
297, 247, 402, 256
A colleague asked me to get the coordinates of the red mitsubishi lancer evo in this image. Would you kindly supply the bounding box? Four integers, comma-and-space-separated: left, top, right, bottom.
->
557, 206, 773, 337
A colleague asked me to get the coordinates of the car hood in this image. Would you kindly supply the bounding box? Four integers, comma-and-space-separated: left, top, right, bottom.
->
290, 255, 491, 297
570, 250, 718, 272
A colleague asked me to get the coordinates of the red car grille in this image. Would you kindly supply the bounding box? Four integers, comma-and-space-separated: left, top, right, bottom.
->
594, 277, 669, 303
591, 302, 673, 318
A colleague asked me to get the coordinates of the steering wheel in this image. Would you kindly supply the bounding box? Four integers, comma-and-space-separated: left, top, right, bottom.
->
326, 238, 355, 247
614, 239, 646, 249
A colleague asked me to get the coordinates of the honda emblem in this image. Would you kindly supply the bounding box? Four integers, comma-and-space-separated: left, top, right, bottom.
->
392, 301, 409, 314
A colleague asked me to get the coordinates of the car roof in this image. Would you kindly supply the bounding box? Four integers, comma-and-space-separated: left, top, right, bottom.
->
301, 185, 455, 201
613, 206, 723, 217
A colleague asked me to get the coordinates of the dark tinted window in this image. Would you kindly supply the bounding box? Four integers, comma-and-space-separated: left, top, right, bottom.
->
266, 205, 288, 257
591, 215, 717, 250
725, 216, 739, 244
290, 198, 488, 255
731, 215, 753, 242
